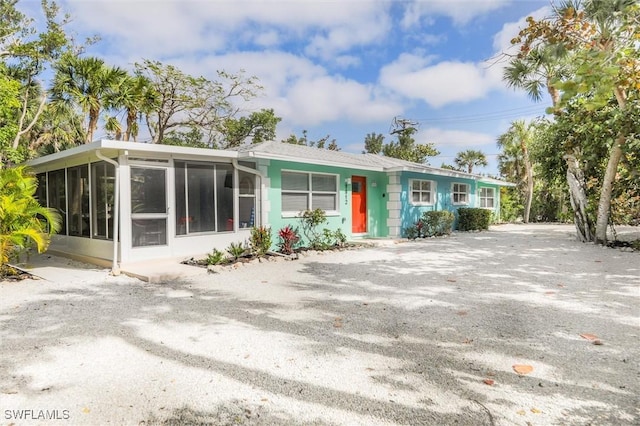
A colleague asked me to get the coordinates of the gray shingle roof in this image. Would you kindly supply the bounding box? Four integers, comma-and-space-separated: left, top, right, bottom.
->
235, 141, 513, 186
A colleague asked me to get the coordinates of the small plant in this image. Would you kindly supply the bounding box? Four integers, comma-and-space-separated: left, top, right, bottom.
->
206, 248, 226, 265
299, 208, 327, 249
333, 228, 347, 247
415, 220, 424, 238
249, 225, 272, 256
404, 225, 419, 240
227, 241, 247, 260
277, 225, 300, 255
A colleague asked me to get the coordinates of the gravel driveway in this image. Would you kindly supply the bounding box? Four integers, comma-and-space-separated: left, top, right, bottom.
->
1, 224, 638, 426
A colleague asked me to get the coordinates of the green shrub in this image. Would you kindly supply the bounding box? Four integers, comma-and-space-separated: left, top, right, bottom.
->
404, 225, 419, 240
249, 226, 272, 256
299, 208, 328, 249
333, 228, 347, 246
457, 208, 492, 231
227, 241, 247, 260
319, 228, 347, 249
206, 249, 227, 265
422, 210, 455, 236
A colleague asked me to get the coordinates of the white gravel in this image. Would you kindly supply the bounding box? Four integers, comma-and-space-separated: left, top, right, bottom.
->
1, 224, 638, 425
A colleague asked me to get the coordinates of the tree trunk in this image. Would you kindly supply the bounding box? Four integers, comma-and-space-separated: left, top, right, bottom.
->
87, 107, 100, 144
594, 134, 625, 244
524, 167, 534, 223
521, 142, 533, 223
564, 154, 593, 242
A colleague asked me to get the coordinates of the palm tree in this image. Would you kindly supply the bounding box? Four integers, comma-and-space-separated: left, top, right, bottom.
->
105, 73, 157, 141
50, 55, 127, 143
497, 120, 535, 223
0, 166, 61, 275
502, 14, 592, 239
27, 101, 85, 156
454, 149, 488, 174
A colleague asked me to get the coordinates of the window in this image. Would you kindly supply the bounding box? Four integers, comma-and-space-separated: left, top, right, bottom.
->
175, 161, 236, 235
479, 187, 495, 208
47, 169, 67, 235
238, 171, 256, 229
67, 165, 90, 237
91, 162, 115, 239
282, 171, 338, 213
409, 179, 435, 205
452, 183, 470, 205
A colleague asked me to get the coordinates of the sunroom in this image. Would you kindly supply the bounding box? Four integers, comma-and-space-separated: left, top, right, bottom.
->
27, 140, 264, 272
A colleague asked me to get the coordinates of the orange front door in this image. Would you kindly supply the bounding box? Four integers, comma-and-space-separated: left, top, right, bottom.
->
351, 176, 367, 233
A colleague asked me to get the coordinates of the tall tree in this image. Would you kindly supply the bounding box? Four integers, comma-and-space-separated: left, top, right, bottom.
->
506, 0, 639, 243
0, 0, 85, 163
50, 54, 126, 143
382, 127, 439, 164
135, 60, 263, 145
454, 149, 488, 174
104, 73, 157, 141
220, 108, 281, 148
497, 120, 536, 223
363, 132, 384, 154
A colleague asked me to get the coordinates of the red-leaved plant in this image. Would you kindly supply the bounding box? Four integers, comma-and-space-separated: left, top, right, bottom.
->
278, 225, 300, 255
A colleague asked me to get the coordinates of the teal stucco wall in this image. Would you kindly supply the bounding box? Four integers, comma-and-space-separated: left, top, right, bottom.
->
399, 172, 502, 232
263, 159, 389, 246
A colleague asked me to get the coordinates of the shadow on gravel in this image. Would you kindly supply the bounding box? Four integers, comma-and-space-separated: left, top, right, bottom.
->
1, 227, 638, 425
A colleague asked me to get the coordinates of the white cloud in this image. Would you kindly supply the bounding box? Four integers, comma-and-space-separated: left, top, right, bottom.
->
401, 0, 511, 27
167, 51, 402, 128
63, 0, 391, 61
418, 128, 495, 149
379, 54, 502, 108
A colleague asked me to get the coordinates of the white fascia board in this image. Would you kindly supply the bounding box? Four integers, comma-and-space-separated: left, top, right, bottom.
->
239, 151, 385, 172
385, 165, 477, 180
385, 165, 514, 186
26, 139, 238, 167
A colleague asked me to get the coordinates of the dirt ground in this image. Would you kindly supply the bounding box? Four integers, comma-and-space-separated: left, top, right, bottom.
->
0, 224, 638, 425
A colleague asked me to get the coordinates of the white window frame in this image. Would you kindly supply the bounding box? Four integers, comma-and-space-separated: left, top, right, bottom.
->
451, 182, 470, 205
409, 179, 435, 206
281, 170, 339, 217
478, 187, 495, 209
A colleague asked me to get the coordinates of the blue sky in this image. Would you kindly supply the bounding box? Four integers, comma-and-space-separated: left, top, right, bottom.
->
27, 0, 553, 175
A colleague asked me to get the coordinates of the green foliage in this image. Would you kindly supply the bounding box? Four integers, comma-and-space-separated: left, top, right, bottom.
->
206, 249, 226, 266
226, 241, 247, 260
299, 208, 328, 250
321, 228, 347, 249
221, 108, 281, 147
457, 208, 492, 231
0, 166, 61, 274
161, 127, 209, 148
403, 225, 419, 240
282, 130, 340, 150
249, 226, 272, 256
499, 187, 522, 223
363, 132, 384, 154
381, 127, 439, 164
277, 225, 300, 255
422, 211, 455, 236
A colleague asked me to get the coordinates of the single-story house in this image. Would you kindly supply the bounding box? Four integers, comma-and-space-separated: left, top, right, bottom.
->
26, 139, 512, 272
